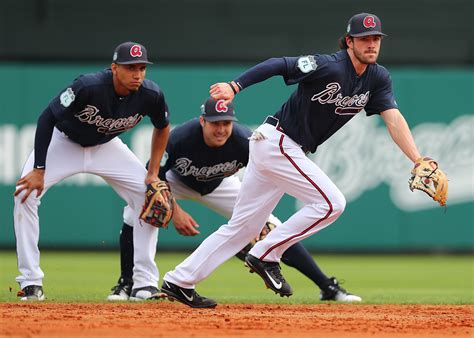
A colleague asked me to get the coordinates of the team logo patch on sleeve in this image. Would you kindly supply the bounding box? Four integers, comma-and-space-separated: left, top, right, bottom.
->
60, 88, 75, 107
297, 55, 317, 74
160, 151, 169, 167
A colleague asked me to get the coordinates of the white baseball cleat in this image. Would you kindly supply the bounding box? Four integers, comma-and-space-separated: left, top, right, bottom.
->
18, 285, 45, 301
320, 277, 362, 302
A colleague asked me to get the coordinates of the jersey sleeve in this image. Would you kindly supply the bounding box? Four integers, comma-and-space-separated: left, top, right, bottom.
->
149, 91, 170, 129
233, 57, 287, 90
282, 55, 320, 85
364, 66, 398, 116
48, 77, 86, 121
33, 107, 58, 168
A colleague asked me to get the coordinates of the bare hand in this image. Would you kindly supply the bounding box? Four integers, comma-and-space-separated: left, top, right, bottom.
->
209, 82, 235, 106
14, 169, 45, 203
172, 206, 200, 236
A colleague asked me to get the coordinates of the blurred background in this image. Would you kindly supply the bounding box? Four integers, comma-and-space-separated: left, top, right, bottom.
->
0, 0, 472, 253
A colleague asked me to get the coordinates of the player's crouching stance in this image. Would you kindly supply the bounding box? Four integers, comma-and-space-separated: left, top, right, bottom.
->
13, 42, 170, 301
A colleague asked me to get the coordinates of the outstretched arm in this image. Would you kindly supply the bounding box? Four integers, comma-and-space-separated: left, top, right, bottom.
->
382, 108, 448, 206
210, 57, 287, 104
381, 108, 421, 162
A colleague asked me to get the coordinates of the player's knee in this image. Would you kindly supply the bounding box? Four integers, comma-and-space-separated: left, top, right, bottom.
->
310, 191, 346, 217
330, 192, 346, 217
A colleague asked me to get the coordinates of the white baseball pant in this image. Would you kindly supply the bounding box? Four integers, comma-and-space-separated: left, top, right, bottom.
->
14, 128, 159, 289
123, 170, 282, 235
164, 121, 346, 288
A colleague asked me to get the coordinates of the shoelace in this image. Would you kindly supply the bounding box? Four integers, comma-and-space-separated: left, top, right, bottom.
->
265, 263, 286, 283
182, 288, 201, 299
176, 288, 203, 303
192, 290, 204, 300
111, 283, 131, 293
331, 279, 349, 294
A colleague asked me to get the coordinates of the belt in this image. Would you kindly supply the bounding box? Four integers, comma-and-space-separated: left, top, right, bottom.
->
264, 116, 280, 128
264, 116, 309, 153
264, 115, 285, 133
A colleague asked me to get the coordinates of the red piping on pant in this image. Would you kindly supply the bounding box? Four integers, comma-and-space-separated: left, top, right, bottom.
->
259, 133, 333, 261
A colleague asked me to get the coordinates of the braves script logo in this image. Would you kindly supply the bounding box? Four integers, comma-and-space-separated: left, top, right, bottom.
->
311, 82, 369, 115
174, 158, 244, 181
74, 105, 144, 135
363, 16, 376, 28
130, 45, 143, 57
215, 100, 228, 113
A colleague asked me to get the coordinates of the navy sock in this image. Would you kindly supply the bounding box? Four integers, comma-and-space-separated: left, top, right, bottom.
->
281, 243, 330, 290
118, 222, 134, 284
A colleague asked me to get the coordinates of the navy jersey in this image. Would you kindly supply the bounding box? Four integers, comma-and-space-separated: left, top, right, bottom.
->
274, 50, 397, 153
159, 119, 251, 195
48, 69, 169, 146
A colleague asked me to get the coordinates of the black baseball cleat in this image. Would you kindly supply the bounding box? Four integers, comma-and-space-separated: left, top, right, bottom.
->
320, 277, 362, 302
245, 254, 293, 297
161, 280, 217, 308
17, 285, 45, 301
129, 286, 166, 301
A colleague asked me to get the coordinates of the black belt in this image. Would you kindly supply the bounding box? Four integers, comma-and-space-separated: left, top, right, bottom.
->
264, 116, 309, 154
264, 116, 280, 127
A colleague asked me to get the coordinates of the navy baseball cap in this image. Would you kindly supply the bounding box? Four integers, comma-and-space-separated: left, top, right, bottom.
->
346, 13, 387, 37
112, 41, 153, 64
200, 97, 237, 122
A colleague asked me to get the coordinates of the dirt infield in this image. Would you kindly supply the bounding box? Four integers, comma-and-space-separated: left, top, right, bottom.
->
1, 303, 472, 338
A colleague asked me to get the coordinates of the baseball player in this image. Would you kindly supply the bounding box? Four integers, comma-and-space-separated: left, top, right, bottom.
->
107, 97, 361, 304
160, 13, 430, 308
13, 42, 170, 301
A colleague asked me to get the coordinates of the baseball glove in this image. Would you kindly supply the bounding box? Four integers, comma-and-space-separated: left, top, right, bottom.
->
140, 181, 174, 228
408, 157, 448, 207
235, 221, 277, 261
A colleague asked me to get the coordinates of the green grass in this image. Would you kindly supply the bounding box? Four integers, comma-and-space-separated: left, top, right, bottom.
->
0, 251, 472, 304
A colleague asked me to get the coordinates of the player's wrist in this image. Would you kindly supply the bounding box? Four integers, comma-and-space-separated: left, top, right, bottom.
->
145, 173, 159, 185
227, 81, 240, 95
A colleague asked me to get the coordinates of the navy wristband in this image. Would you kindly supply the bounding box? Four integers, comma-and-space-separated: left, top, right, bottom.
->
227, 82, 237, 95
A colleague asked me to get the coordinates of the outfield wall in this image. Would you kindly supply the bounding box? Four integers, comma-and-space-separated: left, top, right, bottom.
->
0, 64, 472, 252
2, 0, 472, 65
